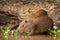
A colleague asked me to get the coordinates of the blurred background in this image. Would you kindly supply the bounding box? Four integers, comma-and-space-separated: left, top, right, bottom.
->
0, 0, 60, 40
0, 0, 60, 32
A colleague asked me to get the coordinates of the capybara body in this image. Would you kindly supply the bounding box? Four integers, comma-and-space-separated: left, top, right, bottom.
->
17, 9, 53, 35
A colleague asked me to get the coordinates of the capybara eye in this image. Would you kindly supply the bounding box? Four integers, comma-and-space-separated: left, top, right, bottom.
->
22, 25, 24, 27
23, 12, 26, 14
25, 20, 28, 23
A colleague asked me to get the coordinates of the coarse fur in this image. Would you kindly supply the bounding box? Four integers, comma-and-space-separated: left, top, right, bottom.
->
17, 9, 53, 35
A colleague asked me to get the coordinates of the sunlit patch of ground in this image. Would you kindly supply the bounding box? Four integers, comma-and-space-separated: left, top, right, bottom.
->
0, 32, 60, 40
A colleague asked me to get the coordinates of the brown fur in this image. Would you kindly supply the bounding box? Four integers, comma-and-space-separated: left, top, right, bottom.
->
17, 9, 53, 35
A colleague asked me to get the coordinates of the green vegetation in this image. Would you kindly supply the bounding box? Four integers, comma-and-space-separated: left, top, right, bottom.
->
48, 26, 60, 40
11, 30, 19, 36
48, 26, 60, 36
2, 26, 19, 40
1, 25, 60, 40
24, 30, 31, 35
2, 27, 10, 40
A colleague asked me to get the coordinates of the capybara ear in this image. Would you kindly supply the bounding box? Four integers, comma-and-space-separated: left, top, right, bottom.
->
36, 9, 48, 16
32, 9, 48, 18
